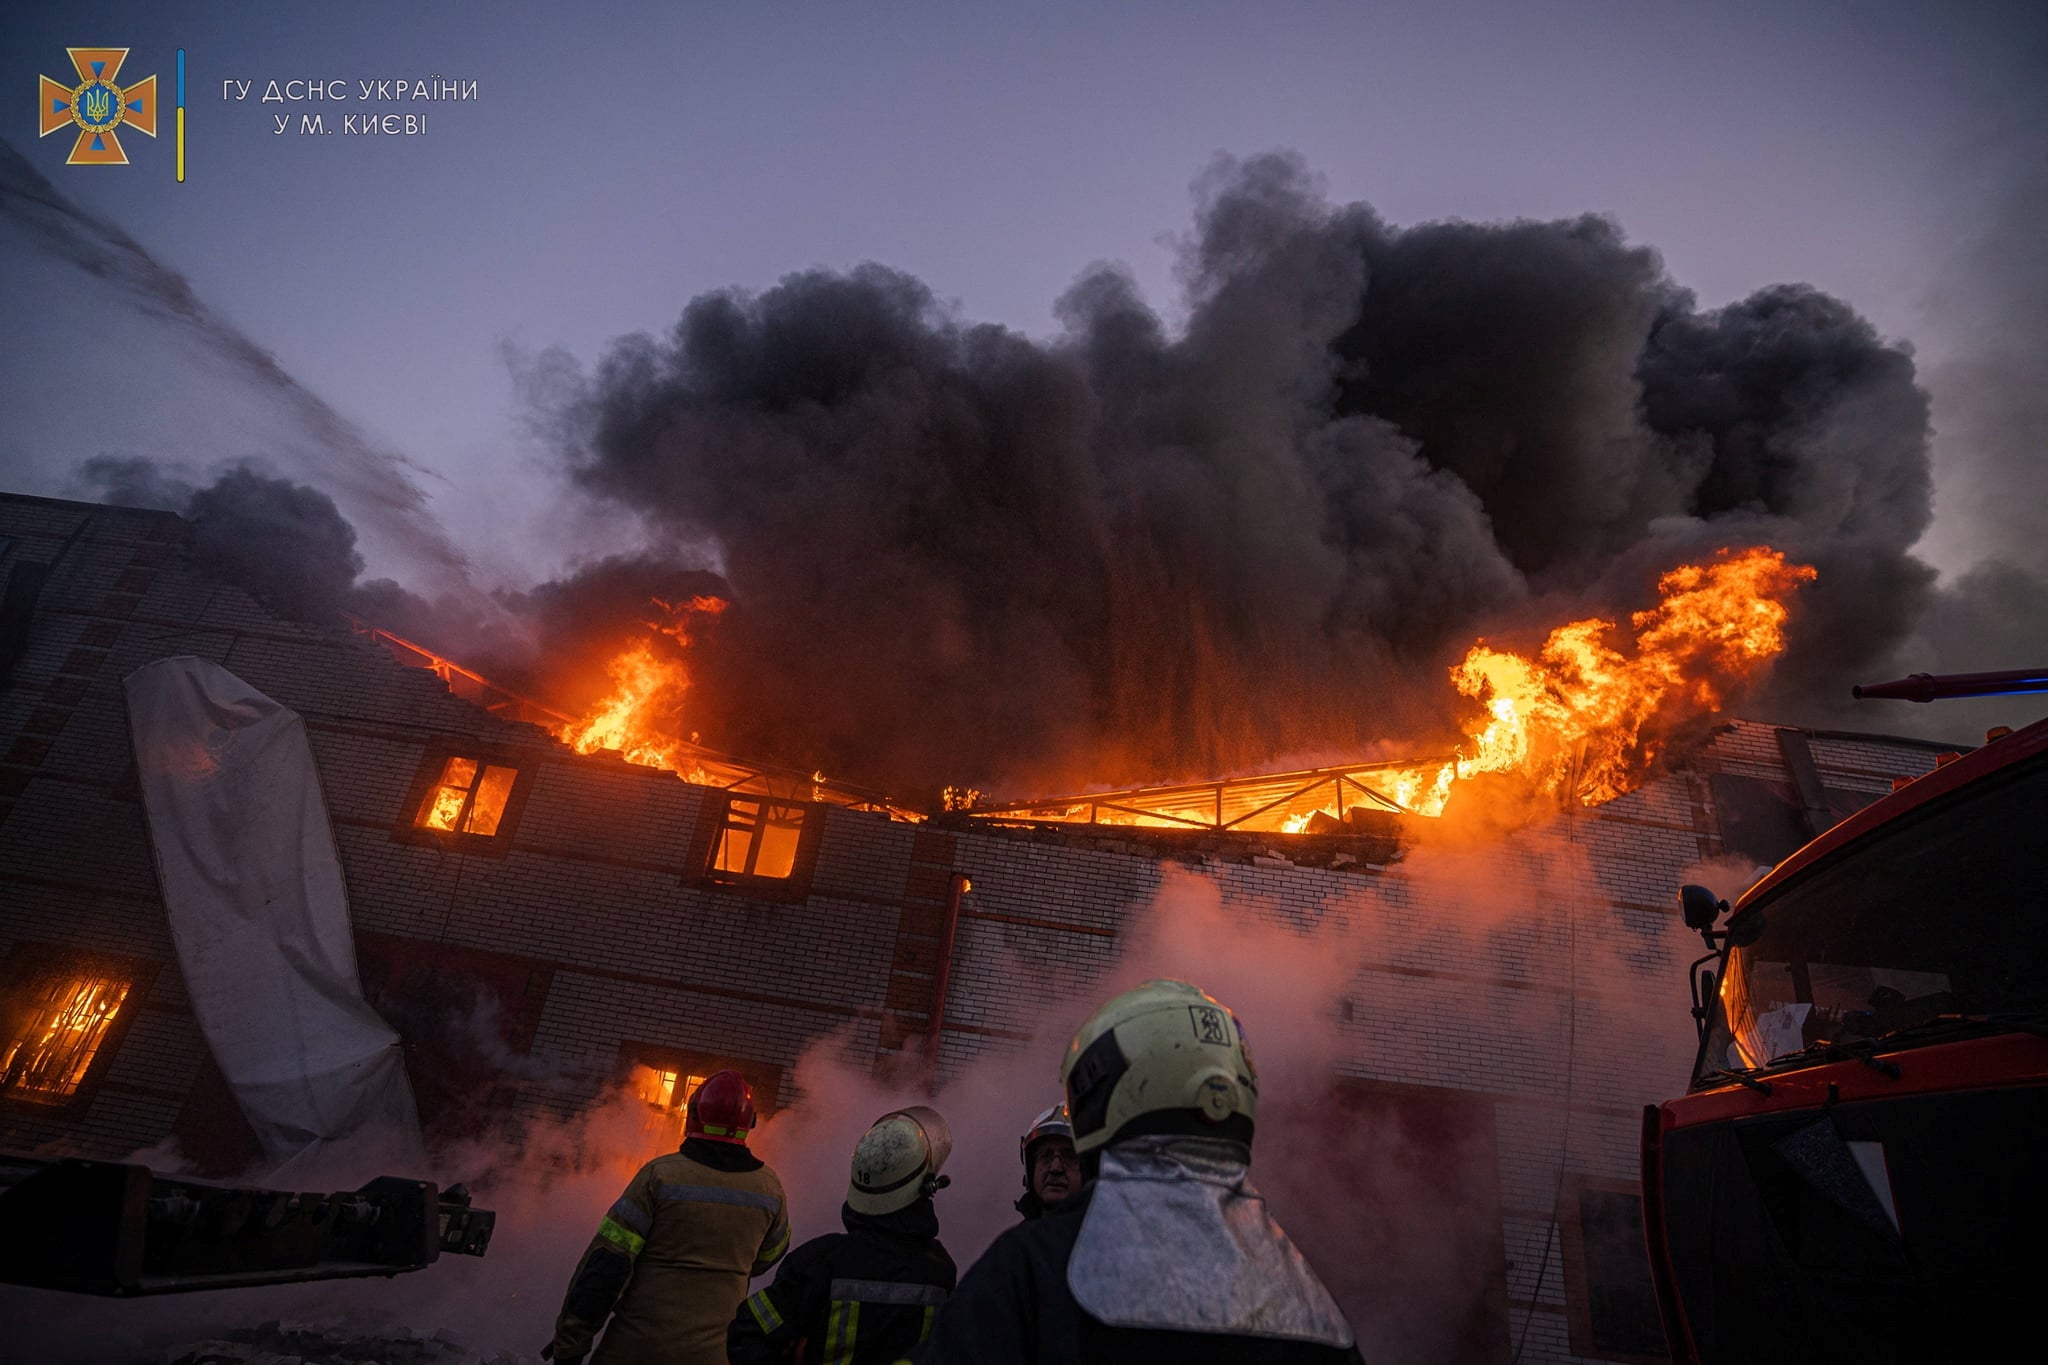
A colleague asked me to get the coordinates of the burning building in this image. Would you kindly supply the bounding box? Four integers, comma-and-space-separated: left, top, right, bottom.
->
0, 490, 1959, 1363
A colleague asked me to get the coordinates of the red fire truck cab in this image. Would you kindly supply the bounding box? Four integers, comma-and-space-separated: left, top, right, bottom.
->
1641, 706, 2048, 1364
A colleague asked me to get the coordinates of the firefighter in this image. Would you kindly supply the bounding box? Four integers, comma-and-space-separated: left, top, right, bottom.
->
729, 1106, 957, 1364
1013, 1102, 1079, 1220
909, 980, 1362, 1364
544, 1070, 790, 1365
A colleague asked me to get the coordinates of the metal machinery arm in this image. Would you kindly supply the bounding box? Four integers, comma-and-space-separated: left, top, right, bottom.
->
0, 1153, 493, 1295
1853, 667, 2048, 702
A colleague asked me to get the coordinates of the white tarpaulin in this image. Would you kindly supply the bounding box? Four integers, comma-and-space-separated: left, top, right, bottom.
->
125, 655, 420, 1174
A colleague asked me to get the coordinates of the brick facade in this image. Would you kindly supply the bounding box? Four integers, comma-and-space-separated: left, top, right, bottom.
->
0, 494, 1954, 1363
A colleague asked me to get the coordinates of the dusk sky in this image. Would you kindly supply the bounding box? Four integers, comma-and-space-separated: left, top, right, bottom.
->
4, 0, 2044, 746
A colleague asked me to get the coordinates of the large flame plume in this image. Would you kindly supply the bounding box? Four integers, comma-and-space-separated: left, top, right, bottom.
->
556, 595, 727, 770
408, 545, 1812, 832
1387, 546, 1817, 816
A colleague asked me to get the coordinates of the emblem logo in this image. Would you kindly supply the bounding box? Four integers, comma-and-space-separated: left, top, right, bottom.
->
39, 48, 158, 166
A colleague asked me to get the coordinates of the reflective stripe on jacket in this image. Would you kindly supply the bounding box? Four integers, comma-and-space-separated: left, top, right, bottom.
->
730, 1199, 955, 1365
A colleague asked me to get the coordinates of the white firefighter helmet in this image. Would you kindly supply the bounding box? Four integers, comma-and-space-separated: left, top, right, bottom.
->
1019, 1101, 1073, 1170
847, 1105, 953, 1215
1060, 978, 1258, 1155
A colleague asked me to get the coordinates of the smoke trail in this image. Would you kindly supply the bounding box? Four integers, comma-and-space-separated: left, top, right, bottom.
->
0, 134, 473, 592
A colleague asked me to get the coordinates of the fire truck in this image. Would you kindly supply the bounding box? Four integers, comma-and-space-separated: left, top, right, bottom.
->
1640, 670, 2048, 1363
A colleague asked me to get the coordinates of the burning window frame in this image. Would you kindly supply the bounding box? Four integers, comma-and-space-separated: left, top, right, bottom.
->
394, 741, 537, 855
617, 1043, 781, 1134
0, 944, 153, 1112
690, 792, 823, 898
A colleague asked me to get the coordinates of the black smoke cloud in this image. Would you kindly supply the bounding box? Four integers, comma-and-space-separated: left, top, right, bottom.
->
75, 458, 366, 624
71, 458, 529, 656
186, 468, 367, 623
527, 153, 1956, 796
72, 454, 198, 514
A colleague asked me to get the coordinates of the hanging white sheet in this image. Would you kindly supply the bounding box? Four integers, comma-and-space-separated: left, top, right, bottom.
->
125, 655, 420, 1175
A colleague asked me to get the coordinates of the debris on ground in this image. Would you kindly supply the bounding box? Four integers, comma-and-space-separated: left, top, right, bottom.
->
159, 1320, 529, 1365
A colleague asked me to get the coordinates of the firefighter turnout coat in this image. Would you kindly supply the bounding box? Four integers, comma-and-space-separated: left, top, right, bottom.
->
908, 1182, 1363, 1365
550, 1138, 791, 1365
729, 1199, 956, 1365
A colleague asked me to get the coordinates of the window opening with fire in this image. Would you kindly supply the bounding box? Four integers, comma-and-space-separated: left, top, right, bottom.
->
712, 798, 807, 879
1, 969, 131, 1104
620, 1046, 780, 1140
417, 756, 518, 836
634, 1065, 710, 1114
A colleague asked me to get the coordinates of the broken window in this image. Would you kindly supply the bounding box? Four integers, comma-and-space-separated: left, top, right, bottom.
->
1, 968, 132, 1105
416, 755, 519, 836
711, 798, 807, 879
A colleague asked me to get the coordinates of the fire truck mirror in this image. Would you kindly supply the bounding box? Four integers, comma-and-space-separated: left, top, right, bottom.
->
1678, 883, 1727, 932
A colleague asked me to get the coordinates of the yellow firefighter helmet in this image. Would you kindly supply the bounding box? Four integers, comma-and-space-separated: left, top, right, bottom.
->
847, 1104, 953, 1215
1060, 978, 1259, 1154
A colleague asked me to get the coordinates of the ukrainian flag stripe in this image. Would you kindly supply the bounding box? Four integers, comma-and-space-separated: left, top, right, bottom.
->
597, 1216, 645, 1256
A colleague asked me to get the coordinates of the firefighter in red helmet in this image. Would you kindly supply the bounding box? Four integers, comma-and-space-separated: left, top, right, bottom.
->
545, 1070, 791, 1365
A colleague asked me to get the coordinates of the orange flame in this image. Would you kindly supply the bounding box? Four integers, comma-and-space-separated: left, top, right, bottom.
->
0, 975, 130, 1100
557, 596, 728, 770
1390, 546, 1816, 815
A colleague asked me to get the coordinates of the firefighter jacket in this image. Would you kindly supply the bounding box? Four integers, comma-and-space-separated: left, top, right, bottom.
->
729, 1198, 956, 1365
907, 1181, 1364, 1365
550, 1137, 791, 1365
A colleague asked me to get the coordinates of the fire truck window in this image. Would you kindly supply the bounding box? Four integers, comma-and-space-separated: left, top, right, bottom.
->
712, 799, 807, 879
1708, 759, 2047, 1078
416, 756, 520, 836
1, 970, 131, 1104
